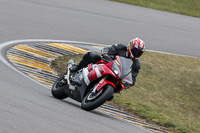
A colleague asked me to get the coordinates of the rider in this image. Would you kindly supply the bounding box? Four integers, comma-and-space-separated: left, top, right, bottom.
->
70, 37, 145, 87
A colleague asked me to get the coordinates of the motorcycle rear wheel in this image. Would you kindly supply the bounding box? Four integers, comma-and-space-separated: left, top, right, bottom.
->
81, 84, 114, 111
51, 72, 68, 99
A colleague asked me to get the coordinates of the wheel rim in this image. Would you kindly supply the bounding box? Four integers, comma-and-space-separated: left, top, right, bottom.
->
86, 89, 103, 101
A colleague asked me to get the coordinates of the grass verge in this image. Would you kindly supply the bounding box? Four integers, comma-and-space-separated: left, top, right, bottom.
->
51, 52, 200, 133
110, 0, 200, 18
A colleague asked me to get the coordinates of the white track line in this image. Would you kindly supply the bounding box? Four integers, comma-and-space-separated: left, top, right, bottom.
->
1, 39, 197, 58
0, 39, 197, 90
146, 49, 198, 58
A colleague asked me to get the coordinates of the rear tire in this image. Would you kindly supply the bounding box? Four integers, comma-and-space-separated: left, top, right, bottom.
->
51, 73, 68, 99
81, 84, 114, 111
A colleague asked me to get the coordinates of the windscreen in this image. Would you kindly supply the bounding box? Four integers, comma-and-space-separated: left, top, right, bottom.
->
112, 56, 133, 87
119, 57, 133, 78
112, 56, 133, 79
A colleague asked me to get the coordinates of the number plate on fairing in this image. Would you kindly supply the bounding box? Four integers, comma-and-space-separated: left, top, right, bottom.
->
69, 84, 75, 90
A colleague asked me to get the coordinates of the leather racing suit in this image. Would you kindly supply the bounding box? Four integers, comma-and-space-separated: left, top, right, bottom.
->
70, 43, 141, 87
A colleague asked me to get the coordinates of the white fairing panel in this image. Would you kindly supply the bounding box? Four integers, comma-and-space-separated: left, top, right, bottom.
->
83, 68, 90, 86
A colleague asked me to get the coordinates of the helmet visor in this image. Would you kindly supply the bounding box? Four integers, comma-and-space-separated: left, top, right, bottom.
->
131, 47, 144, 58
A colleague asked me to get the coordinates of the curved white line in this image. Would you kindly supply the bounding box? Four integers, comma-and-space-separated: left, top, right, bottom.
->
146, 49, 198, 58
0, 39, 110, 90
0, 39, 197, 89
0, 40, 51, 89
0, 39, 198, 57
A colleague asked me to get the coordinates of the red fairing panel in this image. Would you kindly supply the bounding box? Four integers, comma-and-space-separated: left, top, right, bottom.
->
88, 69, 98, 81
87, 64, 93, 71
88, 62, 118, 82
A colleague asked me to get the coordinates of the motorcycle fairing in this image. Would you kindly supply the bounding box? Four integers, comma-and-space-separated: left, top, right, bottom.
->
110, 56, 133, 91
81, 56, 133, 94
118, 56, 133, 80
83, 63, 118, 85
88, 65, 102, 82
111, 56, 133, 79
83, 64, 117, 92
111, 59, 121, 78
65, 71, 87, 102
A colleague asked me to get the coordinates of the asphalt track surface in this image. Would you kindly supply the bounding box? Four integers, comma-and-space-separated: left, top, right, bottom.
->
0, 0, 199, 133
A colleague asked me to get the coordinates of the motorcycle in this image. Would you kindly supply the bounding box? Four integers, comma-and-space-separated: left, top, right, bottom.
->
51, 54, 133, 111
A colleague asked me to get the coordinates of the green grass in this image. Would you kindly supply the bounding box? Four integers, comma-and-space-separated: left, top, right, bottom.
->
110, 0, 200, 18
50, 54, 83, 76
51, 52, 200, 133
113, 52, 200, 133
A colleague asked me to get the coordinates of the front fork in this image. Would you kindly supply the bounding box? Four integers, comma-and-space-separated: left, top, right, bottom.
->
91, 77, 107, 94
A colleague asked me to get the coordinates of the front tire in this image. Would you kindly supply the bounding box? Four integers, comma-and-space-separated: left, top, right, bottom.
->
51, 73, 68, 99
81, 84, 114, 111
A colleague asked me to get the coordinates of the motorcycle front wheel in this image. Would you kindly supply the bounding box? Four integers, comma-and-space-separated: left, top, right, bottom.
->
51, 72, 68, 99
81, 84, 114, 111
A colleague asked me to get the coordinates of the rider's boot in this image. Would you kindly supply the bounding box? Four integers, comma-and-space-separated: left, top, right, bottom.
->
69, 64, 80, 73
64, 60, 75, 84
69, 59, 86, 73
67, 59, 74, 68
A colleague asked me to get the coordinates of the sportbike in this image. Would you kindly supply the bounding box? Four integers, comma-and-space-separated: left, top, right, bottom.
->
51, 54, 133, 111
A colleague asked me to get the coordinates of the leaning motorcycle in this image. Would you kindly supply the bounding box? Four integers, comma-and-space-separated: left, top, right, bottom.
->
51, 54, 133, 111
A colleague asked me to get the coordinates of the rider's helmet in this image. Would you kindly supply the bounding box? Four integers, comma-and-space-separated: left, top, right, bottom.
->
127, 37, 145, 59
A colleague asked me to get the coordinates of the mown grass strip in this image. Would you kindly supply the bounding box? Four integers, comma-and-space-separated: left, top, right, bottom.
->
51, 51, 200, 133
110, 0, 200, 18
